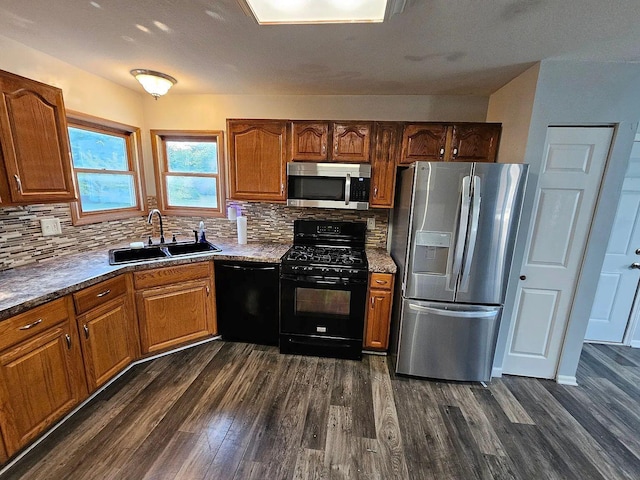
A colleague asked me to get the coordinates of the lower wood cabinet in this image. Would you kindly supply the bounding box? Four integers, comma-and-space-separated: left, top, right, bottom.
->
364, 273, 395, 350
0, 297, 87, 457
73, 275, 139, 393
134, 262, 217, 355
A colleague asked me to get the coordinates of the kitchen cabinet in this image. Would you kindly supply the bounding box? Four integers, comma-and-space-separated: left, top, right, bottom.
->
227, 120, 287, 202
73, 275, 139, 393
0, 432, 7, 465
290, 121, 373, 163
0, 69, 76, 204
0, 297, 87, 457
364, 273, 394, 351
399, 123, 501, 164
370, 122, 401, 208
134, 262, 217, 354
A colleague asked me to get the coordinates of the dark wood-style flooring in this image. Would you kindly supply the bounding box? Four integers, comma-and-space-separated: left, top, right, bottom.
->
2, 341, 640, 479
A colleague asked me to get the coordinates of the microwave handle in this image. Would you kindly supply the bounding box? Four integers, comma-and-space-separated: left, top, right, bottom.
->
345, 173, 351, 205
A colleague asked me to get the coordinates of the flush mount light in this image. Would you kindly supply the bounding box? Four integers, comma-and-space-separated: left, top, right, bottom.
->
238, 0, 406, 24
130, 69, 177, 99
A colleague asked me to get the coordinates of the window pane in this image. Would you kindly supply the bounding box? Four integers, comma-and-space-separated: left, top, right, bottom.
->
69, 127, 128, 170
77, 172, 136, 212
166, 141, 217, 174
166, 176, 218, 208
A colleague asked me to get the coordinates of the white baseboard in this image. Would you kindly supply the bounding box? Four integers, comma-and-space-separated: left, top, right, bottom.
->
491, 367, 503, 378
630, 340, 640, 349
556, 375, 578, 386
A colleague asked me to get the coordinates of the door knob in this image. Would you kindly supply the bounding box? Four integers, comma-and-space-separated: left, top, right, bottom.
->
631, 263, 640, 269
636, 248, 640, 255
519, 275, 526, 280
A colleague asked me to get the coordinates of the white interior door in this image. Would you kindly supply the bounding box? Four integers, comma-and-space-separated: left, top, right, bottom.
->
585, 141, 640, 343
503, 126, 613, 379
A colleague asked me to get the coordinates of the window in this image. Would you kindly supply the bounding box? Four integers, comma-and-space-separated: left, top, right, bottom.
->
151, 130, 225, 216
67, 113, 145, 225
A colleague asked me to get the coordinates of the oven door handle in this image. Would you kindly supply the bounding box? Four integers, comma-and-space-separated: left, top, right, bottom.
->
280, 274, 363, 285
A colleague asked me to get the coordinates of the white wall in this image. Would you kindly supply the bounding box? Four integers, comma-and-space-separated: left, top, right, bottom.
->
491, 59, 640, 381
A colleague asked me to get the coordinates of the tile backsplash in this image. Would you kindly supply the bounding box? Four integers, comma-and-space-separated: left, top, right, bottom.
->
0, 199, 389, 271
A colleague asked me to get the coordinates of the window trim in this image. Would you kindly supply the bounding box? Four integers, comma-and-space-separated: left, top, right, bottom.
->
67, 111, 146, 225
151, 130, 226, 217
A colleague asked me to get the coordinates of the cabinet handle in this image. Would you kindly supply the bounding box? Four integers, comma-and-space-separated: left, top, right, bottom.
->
206, 285, 210, 296
83, 324, 89, 339
439, 147, 445, 158
375, 279, 387, 285
281, 183, 284, 195
13, 174, 22, 193
96, 289, 111, 298
334, 143, 338, 154
374, 186, 378, 198
19, 318, 43, 330
322, 143, 326, 155
452, 147, 459, 159
371, 297, 375, 307
65, 334, 72, 349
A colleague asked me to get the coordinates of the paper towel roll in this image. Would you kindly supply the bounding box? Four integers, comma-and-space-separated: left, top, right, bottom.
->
237, 216, 247, 244
227, 206, 237, 221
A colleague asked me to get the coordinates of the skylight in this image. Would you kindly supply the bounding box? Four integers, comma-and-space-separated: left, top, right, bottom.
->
242, 0, 391, 24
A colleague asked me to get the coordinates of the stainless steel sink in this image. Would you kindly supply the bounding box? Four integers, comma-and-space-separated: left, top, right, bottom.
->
108, 241, 221, 265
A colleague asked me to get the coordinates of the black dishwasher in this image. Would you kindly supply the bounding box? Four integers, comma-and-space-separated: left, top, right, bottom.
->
214, 261, 280, 346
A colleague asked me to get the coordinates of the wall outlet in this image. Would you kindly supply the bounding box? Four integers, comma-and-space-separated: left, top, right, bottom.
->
367, 217, 375, 230
40, 218, 62, 236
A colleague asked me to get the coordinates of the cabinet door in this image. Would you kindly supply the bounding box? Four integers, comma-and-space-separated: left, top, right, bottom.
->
77, 296, 137, 392
0, 70, 76, 203
136, 279, 216, 354
332, 123, 372, 163
0, 314, 87, 456
365, 287, 393, 350
399, 124, 449, 164
291, 122, 329, 161
227, 120, 287, 201
450, 124, 501, 163
370, 122, 400, 209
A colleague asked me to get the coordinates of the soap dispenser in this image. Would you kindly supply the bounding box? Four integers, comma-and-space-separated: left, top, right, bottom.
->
198, 221, 207, 243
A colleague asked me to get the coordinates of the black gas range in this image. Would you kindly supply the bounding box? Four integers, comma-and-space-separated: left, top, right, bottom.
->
280, 220, 368, 360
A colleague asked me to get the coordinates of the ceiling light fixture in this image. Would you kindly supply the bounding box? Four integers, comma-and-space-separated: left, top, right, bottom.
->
238, 0, 406, 25
130, 69, 177, 99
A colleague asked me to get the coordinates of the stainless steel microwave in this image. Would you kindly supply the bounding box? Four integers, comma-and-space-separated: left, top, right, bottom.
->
286, 162, 371, 210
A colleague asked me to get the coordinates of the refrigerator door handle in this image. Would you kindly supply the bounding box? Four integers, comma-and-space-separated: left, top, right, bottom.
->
460, 175, 482, 291
408, 303, 498, 318
451, 175, 471, 288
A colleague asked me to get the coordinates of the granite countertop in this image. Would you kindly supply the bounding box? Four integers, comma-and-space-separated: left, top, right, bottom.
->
0, 240, 397, 321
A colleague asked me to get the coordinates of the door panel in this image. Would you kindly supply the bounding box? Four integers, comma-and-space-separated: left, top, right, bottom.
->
404, 162, 472, 302
455, 163, 527, 305
503, 127, 613, 379
586, 141, 640, 342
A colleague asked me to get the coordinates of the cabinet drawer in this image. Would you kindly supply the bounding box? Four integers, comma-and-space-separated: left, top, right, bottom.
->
133, 262, 211, 289
370, 273, 393, 290
73, 275, 128, 315
0, 297, 69, 352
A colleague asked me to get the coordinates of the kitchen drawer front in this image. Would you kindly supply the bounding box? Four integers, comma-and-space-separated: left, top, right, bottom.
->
133, 262, 211, 289
0, 297, 69, 352
370, 273, 393, 290
73, 275, 127, 315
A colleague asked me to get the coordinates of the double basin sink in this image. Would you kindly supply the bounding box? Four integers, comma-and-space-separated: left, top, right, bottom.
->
108, 241, 221, 265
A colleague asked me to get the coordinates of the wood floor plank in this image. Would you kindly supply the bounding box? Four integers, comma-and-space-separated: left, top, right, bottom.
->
5, 342, 640, 480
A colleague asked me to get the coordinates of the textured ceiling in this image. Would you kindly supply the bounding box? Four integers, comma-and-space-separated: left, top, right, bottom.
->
0, 0, 639, 96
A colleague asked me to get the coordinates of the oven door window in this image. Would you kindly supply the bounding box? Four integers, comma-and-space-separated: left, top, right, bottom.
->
295, 287, 351, 317
288, 176, 346, 201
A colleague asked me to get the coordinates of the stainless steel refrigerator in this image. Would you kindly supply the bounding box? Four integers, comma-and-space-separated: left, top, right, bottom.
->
389, 161, 528, 382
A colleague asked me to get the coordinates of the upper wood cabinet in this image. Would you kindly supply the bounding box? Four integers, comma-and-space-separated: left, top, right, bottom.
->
370, 122, 401, 209
399, 123, 501, 164
0, 297, 87, 457
290, 121, 372, 163
0, 69, 77, 204
291, 122, 329, 161
227, 120, 287, 202
73, 275, 139, 393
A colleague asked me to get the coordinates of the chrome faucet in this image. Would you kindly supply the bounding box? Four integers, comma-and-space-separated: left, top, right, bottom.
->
147, 209, 165, 244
